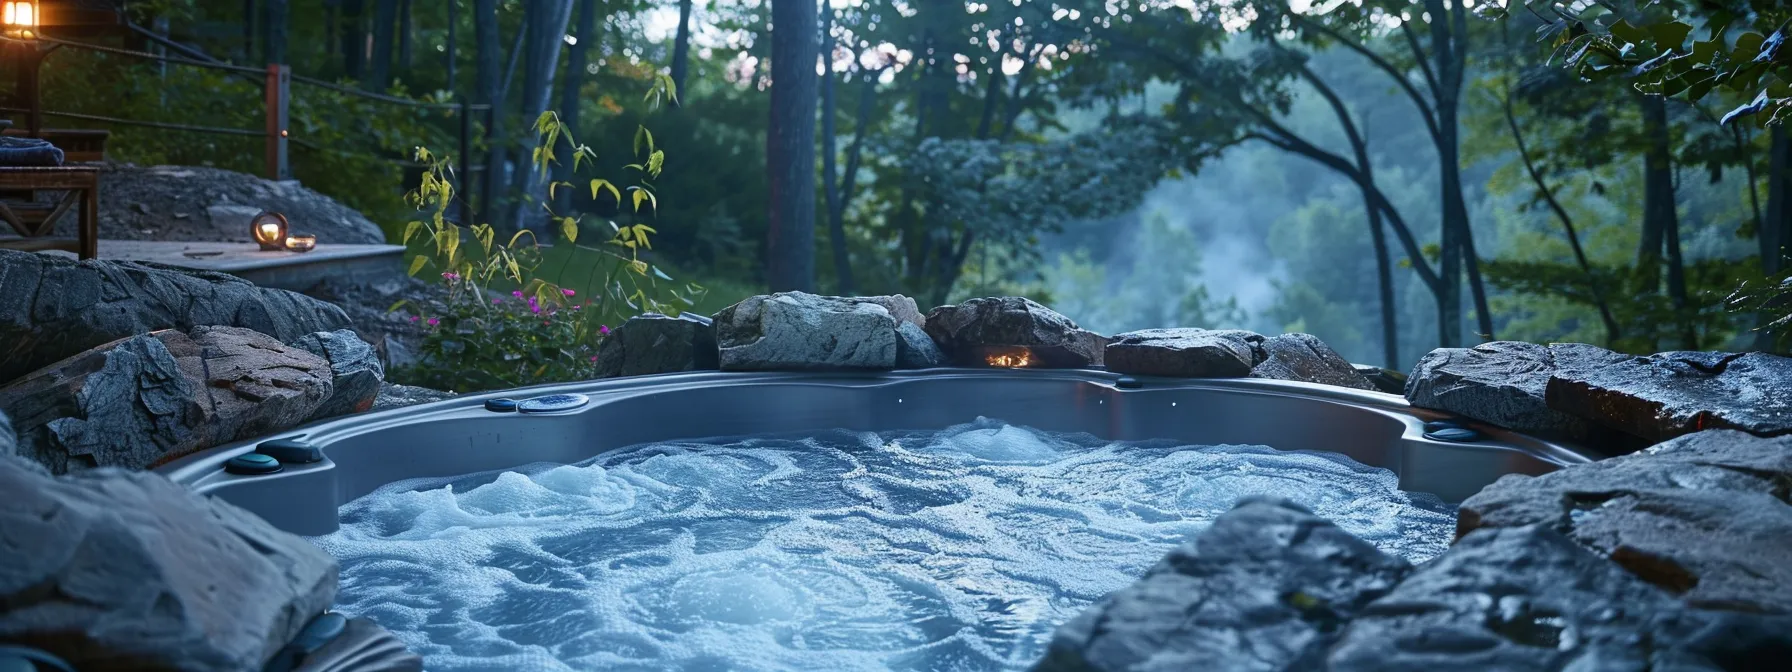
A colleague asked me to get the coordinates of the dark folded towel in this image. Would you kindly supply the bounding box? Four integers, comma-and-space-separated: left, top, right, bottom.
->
0, 136, 64, 167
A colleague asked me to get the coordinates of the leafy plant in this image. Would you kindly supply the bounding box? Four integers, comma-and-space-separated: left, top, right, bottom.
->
1727, 264, 1792, 349
1513, 1, 1792, 125
390, 79, 705, 393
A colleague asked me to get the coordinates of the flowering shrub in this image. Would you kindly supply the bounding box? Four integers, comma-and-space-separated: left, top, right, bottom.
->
390, 77, 704, 392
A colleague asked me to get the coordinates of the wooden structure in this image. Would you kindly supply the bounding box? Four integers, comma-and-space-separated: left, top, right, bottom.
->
1, 127, 106, 161
0, 165, 99, 259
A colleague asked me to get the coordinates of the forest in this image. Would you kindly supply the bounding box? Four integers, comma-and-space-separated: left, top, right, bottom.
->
24, 0, 1792, 376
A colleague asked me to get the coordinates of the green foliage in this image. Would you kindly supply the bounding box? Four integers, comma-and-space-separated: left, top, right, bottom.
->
1518, 1, 1792, 125
1483, 256, 1758, 352
1726, 265, 1792, 348
389, 107, 703, 393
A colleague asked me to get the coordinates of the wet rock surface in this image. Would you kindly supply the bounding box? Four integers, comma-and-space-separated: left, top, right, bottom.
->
55, 162, 385, 245
1544, 346, 1792, 442
925, 296, 1107, 368
286, 616, 425, 672
370, 382, 455, 411
712, 292, 900, 371
292, 329, 385, 421
0, 248, 352, 385
1034, 497, 1411, 672
1404, 341, 1597, 440
895, 321, 949, 368
1327, 524, 1771, 671
0, 326, 333, 474
594, 313, 720, 378
1406, 341, 1792, 444
1460, 430, 1792, 615
0, 455, 338, 672
1103, 328, 1373, 389
1103, 328, 1258, 377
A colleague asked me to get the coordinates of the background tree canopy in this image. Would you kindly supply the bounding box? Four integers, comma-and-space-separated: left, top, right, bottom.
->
16, 0, 1790, 368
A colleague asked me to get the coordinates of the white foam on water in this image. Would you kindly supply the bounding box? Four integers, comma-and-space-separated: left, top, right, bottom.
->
310, 418, 1458, 672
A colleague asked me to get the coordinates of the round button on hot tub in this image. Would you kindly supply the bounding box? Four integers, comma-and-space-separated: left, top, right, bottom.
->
224, 453, 284, 475
518, 393, 589, 413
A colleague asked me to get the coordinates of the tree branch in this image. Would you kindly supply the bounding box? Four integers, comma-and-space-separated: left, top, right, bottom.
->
1291, 14, 1441, 144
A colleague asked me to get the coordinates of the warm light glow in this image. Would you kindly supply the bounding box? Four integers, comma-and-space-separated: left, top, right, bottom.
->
2, 1, 36, 28
251, 211, 289, 250
284, 235, 317, 253
984, 348, 1033, 368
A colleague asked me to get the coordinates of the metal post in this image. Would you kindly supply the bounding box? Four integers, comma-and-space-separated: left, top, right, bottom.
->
457, 98, 473, 227
265, 64, 290, 181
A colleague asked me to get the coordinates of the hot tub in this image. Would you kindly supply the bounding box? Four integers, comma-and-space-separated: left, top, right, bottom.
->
157, 368, 1593, 537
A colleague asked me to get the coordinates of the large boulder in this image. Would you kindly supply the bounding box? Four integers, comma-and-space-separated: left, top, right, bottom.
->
925, 296, 1107, 368
1251, 333, 1376, 390
1404, 341, 1598, 440
0, 326, 333, 474
1327, 524, 1782, 671
0, 456, 338, 672
292, 329, 385, 421
1103, 328, 1374, 390
68, 162, 385, 245
711, 292, 900, 371
1544, 346, 1792, 442
1459, 430, 1792, 615
894, 321, 948, 368
1104, 328, 1259, 377
0, 248, 352, 385
1034, 497, 1411, 671
593, 312, 720, 377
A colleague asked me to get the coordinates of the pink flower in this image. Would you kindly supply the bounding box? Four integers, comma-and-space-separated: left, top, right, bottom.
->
409, 315, 420, 322
492, 298, 503, 305
561, 288, 576, 297
512, 290, 524, 298
542, 320, 550, 326
589, 355, 599, 362
599, 325, 611, 335
441, 272, 460, 281
426, 317, 439, 326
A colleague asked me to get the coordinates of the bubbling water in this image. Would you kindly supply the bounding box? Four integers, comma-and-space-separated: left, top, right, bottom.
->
310, 418, 1457, 672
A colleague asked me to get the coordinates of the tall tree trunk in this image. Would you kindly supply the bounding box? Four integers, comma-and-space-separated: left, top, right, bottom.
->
766, 0, 820, 292
669, 0, 694, 107
367, 0, 396, 90
1638, 95, 1677, 350
820, 6, 852, 294
265, 0, 287, 66
243, 0, 256, 62
474, 0, 503, 226
1425, 0, 1464, 348
447, 0, 458, 89
553, 0, 596, 220
1768, 126, 1792, 277
399, 0, 414, 78
341, 0, 366, 80
509, 0, 578, 233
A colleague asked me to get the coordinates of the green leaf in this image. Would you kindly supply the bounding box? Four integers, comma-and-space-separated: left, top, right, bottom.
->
1649, 21, 1693, 49
650, 265, 672, 281
633, 126, 646, 156
1609, 20, 1649, 47
386, 298, 409, 314
589, 178, 620, 202
408, 254, 430, 277
403, 220, 424, 245
560, 217, 579, 244
1735, 33, 1766, 60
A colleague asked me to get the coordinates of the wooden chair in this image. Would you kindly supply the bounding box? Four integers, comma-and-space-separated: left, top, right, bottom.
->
0, 166, 99, 259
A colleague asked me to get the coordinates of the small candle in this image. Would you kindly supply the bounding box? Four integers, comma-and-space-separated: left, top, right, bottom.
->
284, 235, 317, 252
257, 222, 281, 240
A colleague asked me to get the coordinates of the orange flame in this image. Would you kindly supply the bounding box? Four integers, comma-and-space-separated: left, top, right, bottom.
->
984, 348, 1032, 368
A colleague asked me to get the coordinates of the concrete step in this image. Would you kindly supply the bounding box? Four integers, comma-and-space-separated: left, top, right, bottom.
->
8, 239, 405, 292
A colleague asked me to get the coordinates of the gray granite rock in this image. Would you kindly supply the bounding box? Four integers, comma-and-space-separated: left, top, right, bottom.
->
925, 297, 1107, 368
1327, 524, 1755, 671
1352, 364, 1407, 395
1404, 341, 1598, 440
1544, 345, 1792, 442
0, 326, 333, 474
1104, 328, 1259, 377
292, 329, 385, 421
370, 383, 455, 411
712, 292, 899, 370
593, 312, 720, 378
1460, 431, 1792, 615
282, 616, 425, 672
849, 294, 925, 328
894, 321, 948, 368
0, 409, 46, 476
1034, 497, 1411, 672
1250, 333, 1375, 390
0, 248, 352, 386
0, 456, 338, 672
